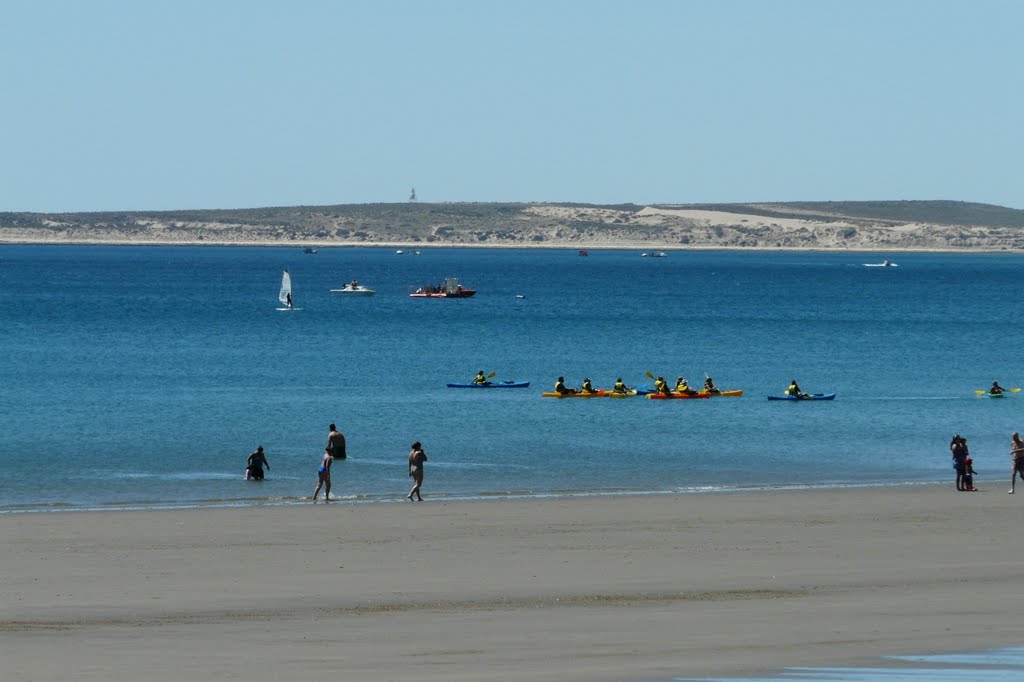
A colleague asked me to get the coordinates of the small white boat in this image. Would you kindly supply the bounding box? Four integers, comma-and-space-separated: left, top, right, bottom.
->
395, 250, 404, 255
641, 251, 667, 258
864, 259, 898, 267
331, 281, 375, 296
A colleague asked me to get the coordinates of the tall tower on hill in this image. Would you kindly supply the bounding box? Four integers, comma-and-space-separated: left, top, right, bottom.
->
409, 188, 417, 202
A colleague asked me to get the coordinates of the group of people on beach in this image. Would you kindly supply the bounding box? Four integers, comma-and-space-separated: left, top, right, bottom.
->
245, 423, 428, 503
951, 431, 1024, 493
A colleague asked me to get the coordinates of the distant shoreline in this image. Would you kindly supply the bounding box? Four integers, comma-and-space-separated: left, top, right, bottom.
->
4, 200, 1024, 252
0, 237, 1021, 254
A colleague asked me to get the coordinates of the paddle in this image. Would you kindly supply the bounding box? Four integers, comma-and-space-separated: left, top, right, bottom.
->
975, 388, 1020, 394
645, 371, 655, 379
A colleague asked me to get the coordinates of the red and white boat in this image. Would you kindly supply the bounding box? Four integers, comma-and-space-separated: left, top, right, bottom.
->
410, 277, 476, 298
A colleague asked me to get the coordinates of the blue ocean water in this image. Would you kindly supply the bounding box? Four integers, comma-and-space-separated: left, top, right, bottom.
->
682, 646, 1024, 681
2, 245, 1023, 512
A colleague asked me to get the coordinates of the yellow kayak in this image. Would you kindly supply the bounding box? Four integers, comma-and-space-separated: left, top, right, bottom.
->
606, 390, 639, 398
697, 389, 743, 397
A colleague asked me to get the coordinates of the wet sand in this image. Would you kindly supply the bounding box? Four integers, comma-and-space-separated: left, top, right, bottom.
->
3, 486, 1023, 681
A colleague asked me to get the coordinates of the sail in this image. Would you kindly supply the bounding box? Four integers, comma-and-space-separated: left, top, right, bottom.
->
278, 270, 292, 306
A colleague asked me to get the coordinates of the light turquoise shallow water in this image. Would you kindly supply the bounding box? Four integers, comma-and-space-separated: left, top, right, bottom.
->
681, 646, 1024, 681
2, 246, 1023, 511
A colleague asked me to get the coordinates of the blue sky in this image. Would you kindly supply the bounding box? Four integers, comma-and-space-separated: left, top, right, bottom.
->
1, 0, 1021, 212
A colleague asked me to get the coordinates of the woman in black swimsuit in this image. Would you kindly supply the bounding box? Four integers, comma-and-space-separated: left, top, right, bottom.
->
407, 441, 427, 501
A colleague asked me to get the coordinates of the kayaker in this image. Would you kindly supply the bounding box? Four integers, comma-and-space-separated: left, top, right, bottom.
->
991, 380, 1005, 395
472, 371, 489, 385
581, 378, 595, 394
655, 376, 671, 396
703, 376, 720, 394
555, 376, 576, 395
612, 378, 627, 394
786, 379, 807, 399
675, 377, 695, 394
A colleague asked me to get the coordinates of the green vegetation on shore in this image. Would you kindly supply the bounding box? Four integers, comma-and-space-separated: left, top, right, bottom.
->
2, 200, 1023, 250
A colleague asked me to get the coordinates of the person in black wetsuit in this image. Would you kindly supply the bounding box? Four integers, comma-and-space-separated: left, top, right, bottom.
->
246, 446, 269, 480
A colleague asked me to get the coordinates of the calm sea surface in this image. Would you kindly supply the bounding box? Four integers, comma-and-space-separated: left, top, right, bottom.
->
2, 245, 1023, 512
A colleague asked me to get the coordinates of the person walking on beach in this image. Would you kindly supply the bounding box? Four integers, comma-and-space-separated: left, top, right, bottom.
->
1010, 432, 1024, 494
313, 449, 332, 502
326, 423, 346, 460
245, 446, 269, 481
407, 441, 427, 501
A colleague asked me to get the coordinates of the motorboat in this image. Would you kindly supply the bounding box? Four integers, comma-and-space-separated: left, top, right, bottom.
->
864, 259, 898, 267
331, 281, 375, 296
410, 277, 476, 298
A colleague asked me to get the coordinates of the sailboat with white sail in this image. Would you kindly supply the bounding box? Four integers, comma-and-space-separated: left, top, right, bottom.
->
276, 269, 300, 311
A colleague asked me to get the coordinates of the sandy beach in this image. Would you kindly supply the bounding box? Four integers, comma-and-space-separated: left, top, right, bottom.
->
3, 487, 1024, 681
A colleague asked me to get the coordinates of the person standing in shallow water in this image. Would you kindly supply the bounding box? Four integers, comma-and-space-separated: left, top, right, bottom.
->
1010, 432, 1024, 494
245, 446, 269, 480
407, 441, 427, 501
313, 449, 332, 502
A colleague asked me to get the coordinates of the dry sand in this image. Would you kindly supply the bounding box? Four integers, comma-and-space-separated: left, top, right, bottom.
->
3, 486, 1024, 681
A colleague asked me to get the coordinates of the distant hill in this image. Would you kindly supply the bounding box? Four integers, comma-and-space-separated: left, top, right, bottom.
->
685, 201, 1024, 229
2, 200, 1024, 251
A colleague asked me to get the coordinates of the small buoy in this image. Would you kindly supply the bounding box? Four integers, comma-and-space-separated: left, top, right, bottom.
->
515, 294, 525, 299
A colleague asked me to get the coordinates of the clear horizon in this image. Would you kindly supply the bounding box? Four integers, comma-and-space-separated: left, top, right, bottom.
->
2, 0, 1021, 212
